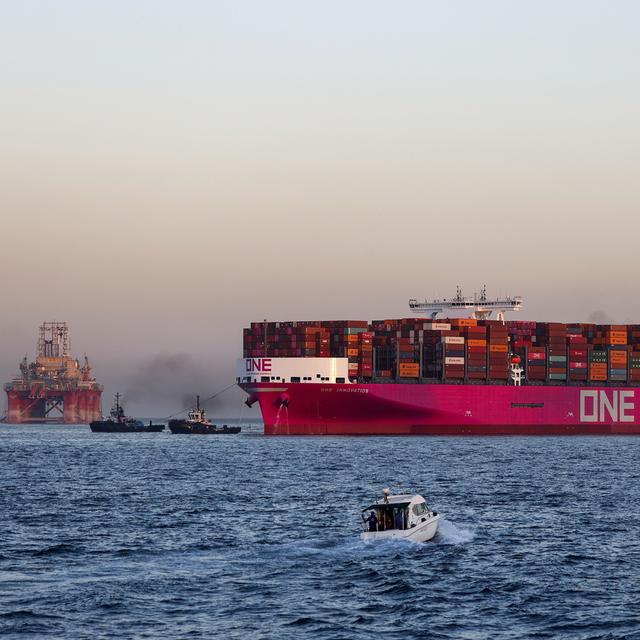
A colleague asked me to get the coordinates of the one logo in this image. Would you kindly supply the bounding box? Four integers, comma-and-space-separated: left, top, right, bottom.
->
245, 358, 272, 373
580, 390, 635, 423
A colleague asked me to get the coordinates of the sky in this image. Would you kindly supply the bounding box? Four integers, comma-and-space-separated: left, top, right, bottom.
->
2, 1, 640, 416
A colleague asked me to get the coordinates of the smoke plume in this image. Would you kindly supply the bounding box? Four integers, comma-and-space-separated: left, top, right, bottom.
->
106, 352, 254, 420
123, 353, 212, 413
587, 310, 614, 325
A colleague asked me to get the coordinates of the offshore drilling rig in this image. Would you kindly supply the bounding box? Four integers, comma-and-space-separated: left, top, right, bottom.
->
3, 322, 103, 424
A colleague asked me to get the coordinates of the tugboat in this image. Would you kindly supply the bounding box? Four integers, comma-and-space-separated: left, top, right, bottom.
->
360, 488, 440, 543
90, 393, 165, 433
168, 395, 241, 434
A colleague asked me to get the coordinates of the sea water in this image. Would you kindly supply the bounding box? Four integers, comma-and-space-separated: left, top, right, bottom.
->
1, 425, 640, 639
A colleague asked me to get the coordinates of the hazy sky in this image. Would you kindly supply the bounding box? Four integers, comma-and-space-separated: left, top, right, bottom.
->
2, 1, 640, 415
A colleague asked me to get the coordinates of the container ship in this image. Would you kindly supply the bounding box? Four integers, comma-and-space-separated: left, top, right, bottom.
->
237, 289, 640, 435
3, 322, 102, 424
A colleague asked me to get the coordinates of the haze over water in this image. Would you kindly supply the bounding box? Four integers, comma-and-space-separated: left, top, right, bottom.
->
2, 1, 640, 415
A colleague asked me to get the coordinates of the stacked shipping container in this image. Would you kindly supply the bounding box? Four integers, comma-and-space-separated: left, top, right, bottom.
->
243, 320, 640, 385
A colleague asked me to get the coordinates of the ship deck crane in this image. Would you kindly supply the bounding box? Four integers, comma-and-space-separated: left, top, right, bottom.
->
409, 285, 523, 321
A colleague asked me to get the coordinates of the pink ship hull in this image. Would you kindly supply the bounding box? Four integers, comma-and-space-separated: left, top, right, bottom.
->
240, 383, 640, 435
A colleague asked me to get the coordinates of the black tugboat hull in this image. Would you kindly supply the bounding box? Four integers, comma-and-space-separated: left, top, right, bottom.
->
90, 421, 165, 433
168, 420, 241, 435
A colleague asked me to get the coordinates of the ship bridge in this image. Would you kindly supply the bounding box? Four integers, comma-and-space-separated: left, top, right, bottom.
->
409, 286, 523, 321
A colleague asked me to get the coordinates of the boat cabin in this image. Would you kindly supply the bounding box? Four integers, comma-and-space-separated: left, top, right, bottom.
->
362, 493, 435, 533
186, 395, 212, 425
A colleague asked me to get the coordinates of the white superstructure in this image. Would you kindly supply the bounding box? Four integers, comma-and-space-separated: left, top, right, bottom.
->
237, 357, 351, 384
409, 285, 523, 321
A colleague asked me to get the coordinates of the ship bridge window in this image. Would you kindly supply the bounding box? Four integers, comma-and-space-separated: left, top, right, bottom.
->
291, 376, 300, 383
336, 377, 345, 383
260, 376, 270, 382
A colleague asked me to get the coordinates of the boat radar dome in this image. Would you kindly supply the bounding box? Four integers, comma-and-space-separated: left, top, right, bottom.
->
383, 488, 390, 503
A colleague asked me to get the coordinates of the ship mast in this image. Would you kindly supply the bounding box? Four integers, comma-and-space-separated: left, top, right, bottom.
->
409, 285, 523, 321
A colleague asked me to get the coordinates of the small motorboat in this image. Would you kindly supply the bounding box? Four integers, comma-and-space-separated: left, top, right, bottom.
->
90, 393, 165, 433
360, 488, 440, 543
168, 395, 241, 434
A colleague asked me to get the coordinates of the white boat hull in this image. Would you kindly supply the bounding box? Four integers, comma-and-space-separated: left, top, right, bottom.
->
361, 514, 440, 543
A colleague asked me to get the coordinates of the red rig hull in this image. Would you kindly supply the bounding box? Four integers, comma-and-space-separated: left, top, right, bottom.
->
240, 382, 640, 436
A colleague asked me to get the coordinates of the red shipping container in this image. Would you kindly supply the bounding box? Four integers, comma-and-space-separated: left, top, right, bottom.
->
569, 349, 588, 358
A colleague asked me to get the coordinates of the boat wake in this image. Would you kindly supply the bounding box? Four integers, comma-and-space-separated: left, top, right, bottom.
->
258, 535, 422, 562
273, 519, 476, 558
434, 518, 475, 545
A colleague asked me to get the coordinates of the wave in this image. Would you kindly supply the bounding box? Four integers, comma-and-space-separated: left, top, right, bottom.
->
33, 543, 80, 557
434, 518, 476, 545
0, 610, 61, 621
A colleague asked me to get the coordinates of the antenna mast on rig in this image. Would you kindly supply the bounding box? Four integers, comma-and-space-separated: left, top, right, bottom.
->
409, 285, 523, 321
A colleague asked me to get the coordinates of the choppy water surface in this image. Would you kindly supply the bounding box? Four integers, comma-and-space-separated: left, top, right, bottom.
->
2, 426, 640, 639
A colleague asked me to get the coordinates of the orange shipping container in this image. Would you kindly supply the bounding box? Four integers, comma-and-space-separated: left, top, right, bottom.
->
347, 348, 359, 357
610, 350, 628, 359
399, 365, 419, 375
452, 318, 478, 327
489, 344, 508, 353
610, 351, 627, 364
467, 339, 487, 347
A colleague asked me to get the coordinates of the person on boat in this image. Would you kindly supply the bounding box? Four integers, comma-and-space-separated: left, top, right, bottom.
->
366, 511, 378, 532
395, 508, 404, 530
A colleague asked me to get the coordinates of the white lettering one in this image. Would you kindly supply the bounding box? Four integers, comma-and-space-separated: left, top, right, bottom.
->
600, 392, 618, 422
620, 390, 634, 422
580, 390, 635, 423
580, 391, 598, 422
